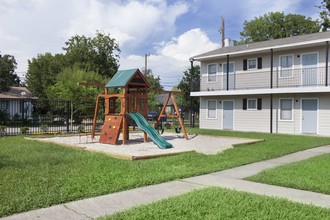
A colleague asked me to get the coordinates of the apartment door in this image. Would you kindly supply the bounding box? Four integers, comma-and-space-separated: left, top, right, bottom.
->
302, 99, 317, 134
302, 53, 318, 86
223, 100, 234, 130
223, 63, 235, 90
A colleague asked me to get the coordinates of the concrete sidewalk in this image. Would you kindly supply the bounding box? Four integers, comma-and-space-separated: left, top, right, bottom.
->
2, 146, 330, 220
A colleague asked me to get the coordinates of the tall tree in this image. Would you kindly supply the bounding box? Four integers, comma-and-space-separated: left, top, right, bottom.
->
144, 69, 163, 111
239, 12, 320, 44
47, 65, 106, 129
178, 65, 200, 118
0, 52, 20, 92
25, 53, 68, 100
318, 0, 330, 31
63, 31, 120, 78
145, 69, 163, 90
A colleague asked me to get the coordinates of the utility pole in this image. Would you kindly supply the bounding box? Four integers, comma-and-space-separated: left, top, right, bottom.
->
144, 53, 150, 75
218, 16, 225, 47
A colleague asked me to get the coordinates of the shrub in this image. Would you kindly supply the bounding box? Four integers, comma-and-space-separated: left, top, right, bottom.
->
21, 127, 29, 135
78, 125, 85, 133
39, 124, 49, 133
0, 126, 6, 137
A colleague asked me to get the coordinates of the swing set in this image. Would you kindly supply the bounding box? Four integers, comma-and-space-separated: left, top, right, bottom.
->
89, 69, 188, 148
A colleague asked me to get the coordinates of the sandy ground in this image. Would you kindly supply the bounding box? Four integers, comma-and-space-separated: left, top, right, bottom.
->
33, 132, 262, 160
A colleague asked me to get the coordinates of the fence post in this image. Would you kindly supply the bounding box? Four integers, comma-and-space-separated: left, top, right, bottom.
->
66, 101, 70, 133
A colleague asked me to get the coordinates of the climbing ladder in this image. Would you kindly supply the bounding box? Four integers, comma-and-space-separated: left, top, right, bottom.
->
99, 115, 123, 144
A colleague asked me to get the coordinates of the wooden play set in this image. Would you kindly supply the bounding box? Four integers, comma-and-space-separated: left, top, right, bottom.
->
91, 68, 188, 149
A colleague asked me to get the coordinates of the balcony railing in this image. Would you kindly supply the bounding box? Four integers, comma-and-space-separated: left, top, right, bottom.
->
200, 66, 330, 91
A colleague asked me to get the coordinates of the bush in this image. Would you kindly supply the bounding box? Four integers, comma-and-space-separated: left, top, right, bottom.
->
0, 126, 6, 137
39, 124, 49, 133
0, 110, 9, 125
78, 125, 85, 133
21, 127, 29, 135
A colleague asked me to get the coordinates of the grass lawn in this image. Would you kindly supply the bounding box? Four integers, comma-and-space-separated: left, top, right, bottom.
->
1, 129, 330, 217
100, 187, 330, 220
247, 154, 330, 195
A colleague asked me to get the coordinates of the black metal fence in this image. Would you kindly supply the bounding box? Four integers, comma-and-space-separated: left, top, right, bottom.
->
0, 99, 104, 136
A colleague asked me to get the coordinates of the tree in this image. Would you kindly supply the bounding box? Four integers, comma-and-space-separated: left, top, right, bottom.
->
47, 65, 106, 129
177, 65, 200, 123
318, 0, 330, 31
63, 31, 120, 78
144, 69, 163, 111
239, 12, 320, 44
0, 52, 20, 92
25, 53, 68, 100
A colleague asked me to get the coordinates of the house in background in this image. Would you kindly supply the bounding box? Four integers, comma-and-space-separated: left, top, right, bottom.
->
0, 87, 38, 120
191, 31, 330, 136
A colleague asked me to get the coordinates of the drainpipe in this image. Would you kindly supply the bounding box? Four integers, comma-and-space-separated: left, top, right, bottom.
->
326, 41, 329, 86
270, 48, 273, 134
226, 55, 229, 90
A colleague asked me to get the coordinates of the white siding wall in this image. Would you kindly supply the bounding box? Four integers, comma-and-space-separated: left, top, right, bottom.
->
200, 45, 328, 90
199, 93, 330, 136
234, 95, 270, 133
199, 97, 222, 129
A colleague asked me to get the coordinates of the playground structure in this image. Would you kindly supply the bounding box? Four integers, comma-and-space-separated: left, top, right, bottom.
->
91, 68, 188, 149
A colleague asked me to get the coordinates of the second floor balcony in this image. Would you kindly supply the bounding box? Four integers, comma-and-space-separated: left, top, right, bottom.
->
199, 66, 330, 92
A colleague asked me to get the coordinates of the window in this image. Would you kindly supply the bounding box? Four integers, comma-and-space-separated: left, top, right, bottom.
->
247, 99, 257, 110
280, 99, 293, 120
243, 98, 262, 110
248, 59, 257, 69
208, 64, 217, 82
207, 100, 217, 118
243, 58, 262, 70
0, 101, 9, 111
280, 55, 293, 77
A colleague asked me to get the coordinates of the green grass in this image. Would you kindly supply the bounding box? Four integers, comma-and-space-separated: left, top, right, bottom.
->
100, 187, 330, 220
1, 129, 330, 217
247, 154, 330, 194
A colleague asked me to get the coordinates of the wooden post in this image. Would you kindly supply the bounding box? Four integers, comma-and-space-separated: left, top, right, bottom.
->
144, 132, 148, 142
122, 88, 127, 144
171, 95, 188, 140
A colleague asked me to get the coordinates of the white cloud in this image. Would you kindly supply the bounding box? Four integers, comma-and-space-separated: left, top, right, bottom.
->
120, 28, 220, 89
156, 28, 219, 61
0, 0, 190, 76
64, 0, 189, 48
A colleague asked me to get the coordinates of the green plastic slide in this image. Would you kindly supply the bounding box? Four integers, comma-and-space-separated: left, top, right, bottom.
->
128, 112, 173, 149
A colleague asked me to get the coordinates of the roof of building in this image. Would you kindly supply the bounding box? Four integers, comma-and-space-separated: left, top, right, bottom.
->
0, 87, 38, 99
105, 68, 150, 88
192, 31, 330, 61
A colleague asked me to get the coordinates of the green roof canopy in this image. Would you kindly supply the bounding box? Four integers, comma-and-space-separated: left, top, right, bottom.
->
106, 68, 149, 88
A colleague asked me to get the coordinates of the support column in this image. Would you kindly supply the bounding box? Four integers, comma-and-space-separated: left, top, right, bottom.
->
189, 58, 194, 128
326, 41, 329, 86
226, 54, 229, 91
270, 49, 274, 134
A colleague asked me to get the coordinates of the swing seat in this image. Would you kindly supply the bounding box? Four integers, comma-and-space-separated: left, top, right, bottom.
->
175, 127, 181, 133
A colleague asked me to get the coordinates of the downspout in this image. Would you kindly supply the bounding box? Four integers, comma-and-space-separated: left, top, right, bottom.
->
226, 55, 229, 90
270, 48, 273, 134
326, 41, 329, 86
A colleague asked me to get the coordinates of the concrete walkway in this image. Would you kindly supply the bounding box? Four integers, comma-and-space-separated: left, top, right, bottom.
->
2, 146, 330, 220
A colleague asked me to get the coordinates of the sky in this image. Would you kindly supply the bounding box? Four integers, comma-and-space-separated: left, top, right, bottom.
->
0, 0, 322, 89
